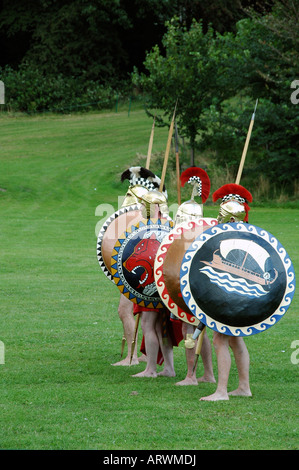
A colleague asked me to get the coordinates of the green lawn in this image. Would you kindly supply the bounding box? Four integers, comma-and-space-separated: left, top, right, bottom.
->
0, 110, 298, 450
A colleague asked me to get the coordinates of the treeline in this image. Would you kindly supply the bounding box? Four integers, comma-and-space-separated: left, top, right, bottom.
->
0, 0, 259, 112
0, 0, 262, 82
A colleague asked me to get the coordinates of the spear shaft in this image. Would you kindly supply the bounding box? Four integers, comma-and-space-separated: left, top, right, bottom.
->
129, 117, 156, 364
175, 121, 181, 205
120, 335, 126, 358
235, 99, 258, 185
192, 325, 206, 374
159, 102, 177, 192
145, 116, 155, 170
130, 313, 140, 364
131, 106, 176, 363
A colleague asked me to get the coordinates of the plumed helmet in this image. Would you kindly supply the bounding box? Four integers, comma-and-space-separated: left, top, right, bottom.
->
175, 167, 211, 224
213, 183, 253, 223
121, 166, 168, 208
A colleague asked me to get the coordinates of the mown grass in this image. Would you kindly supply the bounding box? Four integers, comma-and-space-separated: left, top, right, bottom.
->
0, 110, 298, 450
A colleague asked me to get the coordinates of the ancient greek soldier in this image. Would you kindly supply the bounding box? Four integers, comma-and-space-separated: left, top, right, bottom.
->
200, 183, 253, 401
125, 184, 183, 378
112, 167, 168, 366
174, 167, 215, 386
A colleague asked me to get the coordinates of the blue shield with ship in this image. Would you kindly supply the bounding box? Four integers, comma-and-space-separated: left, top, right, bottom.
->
180, 223, 295, 336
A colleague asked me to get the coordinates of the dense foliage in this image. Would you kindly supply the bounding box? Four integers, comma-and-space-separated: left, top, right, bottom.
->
0, 63, 119, 113
0, 0, 259, 80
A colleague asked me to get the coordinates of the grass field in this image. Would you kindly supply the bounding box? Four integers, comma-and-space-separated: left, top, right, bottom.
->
0, 109, 298, 450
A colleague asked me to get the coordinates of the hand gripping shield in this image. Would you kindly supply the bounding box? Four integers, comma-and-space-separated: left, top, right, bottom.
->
180, 223, 295, 336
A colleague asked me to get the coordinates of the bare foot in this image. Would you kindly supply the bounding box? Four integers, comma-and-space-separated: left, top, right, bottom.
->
138, 354, 147, 363
200, 391, 229, 401
112, 357, 139, 366
157, 369, 176, 377
197, 375, 216, 384
131, 370, 158, 378
175, 376, 198, 386
228, 388, 252, 397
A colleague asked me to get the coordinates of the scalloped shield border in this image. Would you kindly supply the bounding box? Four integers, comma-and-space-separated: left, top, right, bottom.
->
154, 218, 218, 325
96, 204, 142, 281
111, 217, 174, 309
180, 223, 296, 336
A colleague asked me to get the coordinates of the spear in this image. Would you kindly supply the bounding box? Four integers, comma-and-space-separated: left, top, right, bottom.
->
155, 103, 176, 345
190, 101, 258, 372
159, 102, 177, 192
120, 335, 126, 358
130, 312, 140, 364
129, 117, 156, 364
131, 107, 177, 362
175, 121, 181, 205
145, 116, 155, 170
192, 322, 206, 374
235, 99, 258, 185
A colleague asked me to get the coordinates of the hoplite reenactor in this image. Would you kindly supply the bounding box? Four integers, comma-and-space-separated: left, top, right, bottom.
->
110, 108, 186, 377
155, 167, 216, 385
97, 106, 179, 369
180, 183, 295, 400
97, 166, 167, 366
111, 181, 183, 377
203, 183, 252, 401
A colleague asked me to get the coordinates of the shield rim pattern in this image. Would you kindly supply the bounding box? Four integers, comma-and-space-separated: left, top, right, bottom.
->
111, 217, 174, 308
96, 204, 142, 281
154, 218, 218, 325
180, 222, 296, 336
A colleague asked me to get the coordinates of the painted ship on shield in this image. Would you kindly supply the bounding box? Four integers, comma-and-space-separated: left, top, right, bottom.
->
200, 239, 278, 298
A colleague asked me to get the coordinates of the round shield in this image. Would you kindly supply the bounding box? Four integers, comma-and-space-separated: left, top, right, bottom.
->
180, 222, 296, 336
155, 218, 218, 325
97, 204, 143, 281
111, 218, 174, 308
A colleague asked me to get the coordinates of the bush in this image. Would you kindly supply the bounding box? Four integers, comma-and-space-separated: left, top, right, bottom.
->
0, 63, 119, 113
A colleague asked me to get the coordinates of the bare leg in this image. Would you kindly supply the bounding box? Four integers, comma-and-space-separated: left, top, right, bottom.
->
176, 323, 197, 385
131, 312, 159, 377
112, 295, 139, 366
200, 332, 230, 401
198, 333, 216, 383
176, 324, 215, 386
156, 313, 175, 377
228, 337, 252, 397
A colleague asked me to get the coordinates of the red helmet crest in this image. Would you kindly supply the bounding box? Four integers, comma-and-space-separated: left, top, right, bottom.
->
180, 167, 211, 203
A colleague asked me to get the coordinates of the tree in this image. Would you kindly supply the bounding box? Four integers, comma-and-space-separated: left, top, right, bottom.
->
133, 18, 238, 164
210, 0, 299, 190
134, 0, 299, 190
